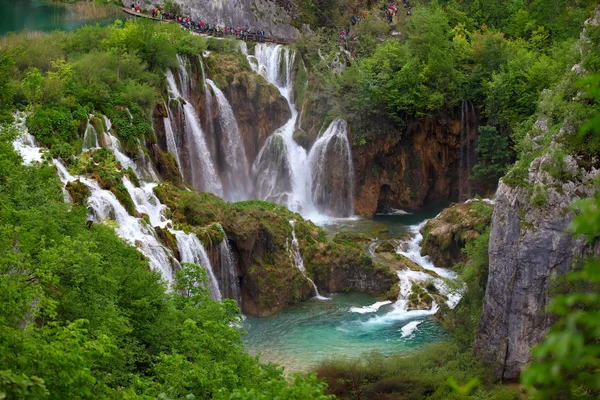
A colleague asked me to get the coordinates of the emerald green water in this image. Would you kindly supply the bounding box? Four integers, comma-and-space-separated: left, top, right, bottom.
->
243, 293, 447, 372
243, 207, 450, 373
0, 0, 122, 36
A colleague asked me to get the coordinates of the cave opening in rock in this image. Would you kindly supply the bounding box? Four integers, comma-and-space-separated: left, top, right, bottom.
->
376, 184, 395, 213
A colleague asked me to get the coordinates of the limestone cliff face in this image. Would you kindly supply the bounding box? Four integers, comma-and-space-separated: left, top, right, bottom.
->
474, 170, 598, 380
352, 113, 477, 216
124, 0, 299, 40
474, 6, 600, 380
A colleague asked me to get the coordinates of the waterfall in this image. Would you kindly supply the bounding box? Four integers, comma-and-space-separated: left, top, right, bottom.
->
163, 112, 183, 175
52, 159, 176, 286
219, 235, 242, 306
104, 129, 157, 182
206, 79, 252, 201
82, 118, 100, 151
308, 119, 354, 217
289, 220, 328, 300
176, 53, 191, 100
166, 68, 224, 196
12, 112, 43, 165
458, 100, 473, 201
175, 231, 223, 301
250, 44, 318, 216
122, 178, 170, 228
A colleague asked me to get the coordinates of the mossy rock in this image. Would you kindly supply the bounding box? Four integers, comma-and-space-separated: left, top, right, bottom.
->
155, 226, 180, 260
111, 184, 136, 216
151, 145, 182, 185
65, 180, 90, 207
375, 241, 396, 253
193, 222, 225, 248
292, 130, 311, 150
408, 283, 434, 310
333, 231, 371, 249
395, 254, 442, 280
419, 200, 493, 269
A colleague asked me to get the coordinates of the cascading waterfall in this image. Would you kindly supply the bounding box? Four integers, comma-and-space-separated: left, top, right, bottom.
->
308, 119, 354, 217
175, 231, 223, 301
166, 68, 224, 197
44, 116, 223, 300
52, 159, 176, 286
219, 235, 242, 306
206, 79, 252, 200
163, 103, 183, 175
250, 44, 317, 216
289, 220, 328, 300
82, 118, 100, 151
176, 53, 191, 100
458, 100, 473, 201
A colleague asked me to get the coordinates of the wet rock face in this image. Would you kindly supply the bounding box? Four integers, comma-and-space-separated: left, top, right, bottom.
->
125, 0, 299, 41
352, 115, 478, 216
474, 178, 596, 380
223, 72, 291, 165
420, 200, 493, 269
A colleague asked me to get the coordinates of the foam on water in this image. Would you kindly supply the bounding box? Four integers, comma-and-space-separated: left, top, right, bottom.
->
401, 320, 423, 337
396, 221, 458, 279
12, 112, 43, 165
350, 301, 392, 314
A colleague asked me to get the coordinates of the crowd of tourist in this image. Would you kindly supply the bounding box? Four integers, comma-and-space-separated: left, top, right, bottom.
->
129, 3, 271, 41
128, 0, 413, 46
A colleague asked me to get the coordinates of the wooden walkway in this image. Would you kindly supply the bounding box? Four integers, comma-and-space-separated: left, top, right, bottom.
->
121, 7, 290, 44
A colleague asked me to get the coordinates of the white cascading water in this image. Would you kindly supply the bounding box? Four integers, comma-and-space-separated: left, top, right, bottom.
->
163, 106, 183, 175
249, 44, 355, 220
308, 119, 354, 217
10, 113, 225, 299
219, 234, 242, 306
206, 79, 252, 201
12, 112, 43, 165
250, 45, 317, 216
166, 68, 224, 197
122, 177, 169, 227
289, 220, 328, 300
397, 221, 458, 279
359, 220, 462, 324
175, 231, 223, 301
176, 53, 191, 100
82, 118, 100, 151
52, 159, 176, 286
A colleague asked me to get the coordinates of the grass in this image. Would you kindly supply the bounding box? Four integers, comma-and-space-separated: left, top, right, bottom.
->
315, 341, 522, 400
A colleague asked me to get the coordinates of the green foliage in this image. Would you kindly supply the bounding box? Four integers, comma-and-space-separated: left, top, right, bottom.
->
316, 341, 519, 400
26, 106, 78, 147
471, 125, 512, 184
522, 194, 600, 398
0, 127, 329, 399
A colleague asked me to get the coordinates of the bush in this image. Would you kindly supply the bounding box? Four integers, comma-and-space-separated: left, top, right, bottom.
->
26, 106, 78, 146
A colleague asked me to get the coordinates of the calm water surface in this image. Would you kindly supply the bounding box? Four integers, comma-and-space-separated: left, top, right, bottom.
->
0, 0, 123, 36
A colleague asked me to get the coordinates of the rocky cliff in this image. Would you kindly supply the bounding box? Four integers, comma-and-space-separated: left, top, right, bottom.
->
351, 112, 478, 216
420, 200, 493, 269
474, 6, 600, 380
124, 0, 299, 40
153, 183, 395, 315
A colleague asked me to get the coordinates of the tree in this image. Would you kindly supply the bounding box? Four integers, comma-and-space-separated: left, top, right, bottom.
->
471, 125, 512, 184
